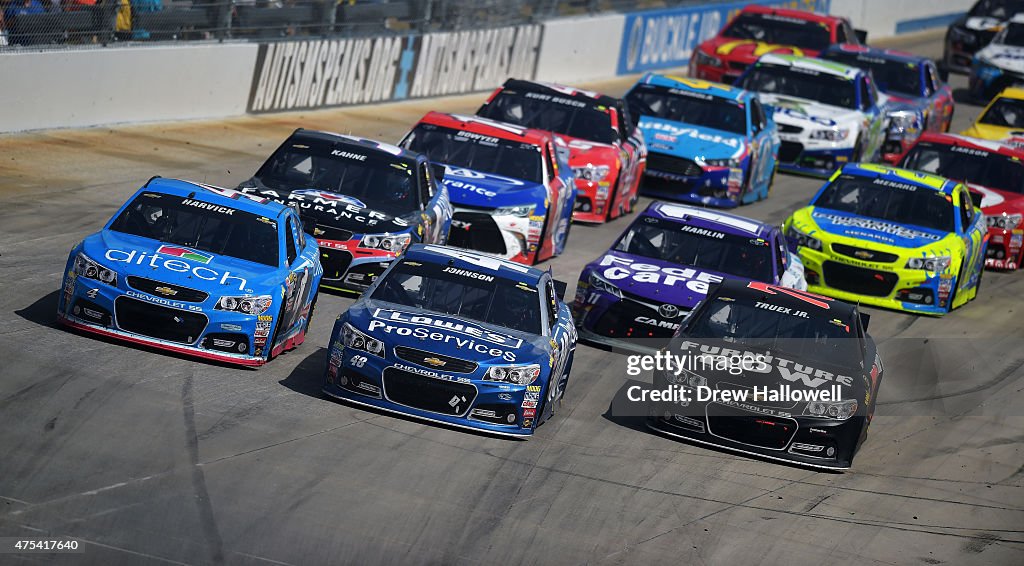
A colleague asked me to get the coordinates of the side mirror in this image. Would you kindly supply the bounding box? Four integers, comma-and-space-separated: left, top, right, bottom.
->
431, 163, 446, 183
300, 215, 317, 236
937, 63, 950, 82
970, 190, 984, 208
855, 29, 868, 43
553, 279, 569, 302
859, 311, 871, 332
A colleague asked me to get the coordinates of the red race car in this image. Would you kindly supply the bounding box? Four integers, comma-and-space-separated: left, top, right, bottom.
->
690, 5, 866, 84
899, 132, 1024, 270
476, 79, 647, 223
400, 112, 576, 265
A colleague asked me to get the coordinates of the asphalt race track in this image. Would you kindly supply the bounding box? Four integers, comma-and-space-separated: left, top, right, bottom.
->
1, 31, 1022, 565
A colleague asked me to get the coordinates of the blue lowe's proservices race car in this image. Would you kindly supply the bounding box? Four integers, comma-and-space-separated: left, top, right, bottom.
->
625, 74, 780, 207
238, 129, 453, 294
323, 244, 578, 437
574, 201, 806, 352
58, 178, 323, 367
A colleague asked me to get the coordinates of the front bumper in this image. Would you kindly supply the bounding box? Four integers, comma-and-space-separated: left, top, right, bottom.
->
317, 238, 397, 294
777, 142, 854, 178
322, 343, 541, 437
796, 246, 957, 315
985, 228, 1023, 270
573, 178, 614, 223
691, 62, 747, 85
641, 155, 744, 208
572, 283, 689, 353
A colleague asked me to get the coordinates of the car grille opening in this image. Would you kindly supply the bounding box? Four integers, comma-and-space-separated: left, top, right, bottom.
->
320, 248, 353, 282
646, 153, 704, 178
126, 277, 209, 303
822, 261, 898, 297
394, 346, 478, 373
114, 296, 207, 344
382, 367, 477, 416
590, 296, 686, 342
470, 403, 519, 426
778, 141, 803, 163
201, 333, 250, 354
830, 243, 900, 263
706, 403, 797, 450
448, 212, 507, 256
71, 298, 112, 327
778, 123, 803, 134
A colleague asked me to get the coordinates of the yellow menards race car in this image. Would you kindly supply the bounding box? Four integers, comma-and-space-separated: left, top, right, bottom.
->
962, 86, 1024, 148
784, 164, 988, 315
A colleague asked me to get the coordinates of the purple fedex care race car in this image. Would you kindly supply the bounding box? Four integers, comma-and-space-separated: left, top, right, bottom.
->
573, 201, 806, 352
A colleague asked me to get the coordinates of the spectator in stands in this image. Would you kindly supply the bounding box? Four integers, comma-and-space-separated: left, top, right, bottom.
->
4, 0, 45, 44
131, 0, 162, 38
63, 0, 97, 11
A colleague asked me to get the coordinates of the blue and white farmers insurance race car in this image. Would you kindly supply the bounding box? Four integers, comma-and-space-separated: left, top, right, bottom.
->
58, 178, 323, 366
736, 54, 887, 176
323, 244, 578, 437
625, 74, 780, 207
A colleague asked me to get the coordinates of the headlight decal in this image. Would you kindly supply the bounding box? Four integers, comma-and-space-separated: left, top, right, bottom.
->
361, 232, 412, 253
74, 253, 117, 286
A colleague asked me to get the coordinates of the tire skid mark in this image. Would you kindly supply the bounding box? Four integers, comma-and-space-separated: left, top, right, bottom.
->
879, 357, 1024, 405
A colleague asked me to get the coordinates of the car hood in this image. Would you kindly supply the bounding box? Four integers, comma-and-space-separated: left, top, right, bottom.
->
587, 250, 728, 310
238, 178, 412, 234
638, 117, 746, 160
977, 44, 1024, 73
759, 94, 863, 128
960, 123, 1024, 148
564, 137, 621, 168
808, 208, 947, 248
702, 37, 818, 63
440, 165, 548, 209
968, 183, 1024, 214
350, 300, 550, 366
86, 230, 280, 295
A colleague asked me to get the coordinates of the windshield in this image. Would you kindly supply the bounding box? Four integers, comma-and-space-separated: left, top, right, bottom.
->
371, 260, 542, 335
402, 123, 544, 184
614, 216, 774, 282
477, 90, 618, 144
110, 192, 279, 267
626, 84, 747, 135
722, 13, 832, 51
901, 142, 1024, 194
970, 0, 1024, 18
979, 96, 1024, 128
823, 53, 921, 97
999, 22, 1024, 46
254, 140, 419, 217
739, 63, 858, 109
686, 296, 859, 367
813, 174, 955, 233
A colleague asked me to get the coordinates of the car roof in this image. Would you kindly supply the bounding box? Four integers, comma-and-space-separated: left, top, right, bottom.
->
837, 163, 960, 195
740, 3, 842, 26
416, 112, 552, 147
141, 177, 290, 217
402, 244, 544, 285
756, 53, 862, 79
639, 73, 748, 102
497, 79, 622, 109
994, 86, 1024, 100
916, 131, 1024, 158
642, 201, 773, 238
821, 43, 927, 65
289, 129, 421, 162
711, 278, 857, 320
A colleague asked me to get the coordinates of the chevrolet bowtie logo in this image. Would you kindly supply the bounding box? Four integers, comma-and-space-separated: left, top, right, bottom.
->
154, 286, 177, 296
854, 250, 873, 259
313, 227, 325, 236
423, 357, 446, 367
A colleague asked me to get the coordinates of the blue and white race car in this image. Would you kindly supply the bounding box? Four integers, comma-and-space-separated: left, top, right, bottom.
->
58, 178, 323, 366
625, 74, 780, 207
323, 245, 578, 437
736, 54, 888, 177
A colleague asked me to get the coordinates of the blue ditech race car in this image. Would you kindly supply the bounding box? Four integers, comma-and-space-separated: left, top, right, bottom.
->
624, 74, 780, 207
58, 178, 323, 366
573, 202, 806, 351
401, 112, 576, 265
238, 129, 452, 294
647, 279, 883, 470
785, 164, 988, 315
323, 245, 578, 436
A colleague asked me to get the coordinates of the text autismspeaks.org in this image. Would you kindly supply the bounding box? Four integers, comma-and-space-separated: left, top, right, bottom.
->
626, 351, 771, 377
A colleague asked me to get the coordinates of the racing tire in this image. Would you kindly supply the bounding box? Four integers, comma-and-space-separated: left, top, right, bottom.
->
943, 107, 954, 133
971, 267, 983, 302
268, 306, 286, 361
303, 294, 318, 333
764, 162, 778, 199
533, 212, 551, 265
852, 135, 865, 163
946, 259, 965, 313
606, 178, 621, 222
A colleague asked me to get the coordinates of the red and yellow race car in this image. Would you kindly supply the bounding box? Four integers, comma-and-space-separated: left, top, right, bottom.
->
899, 132, 1024, 270
690, 4, 866, 85
476, 79, 647, 223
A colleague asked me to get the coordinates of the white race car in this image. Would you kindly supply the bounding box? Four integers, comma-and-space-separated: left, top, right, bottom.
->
969, 13, 1024, 101
736, 54, 888, 177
